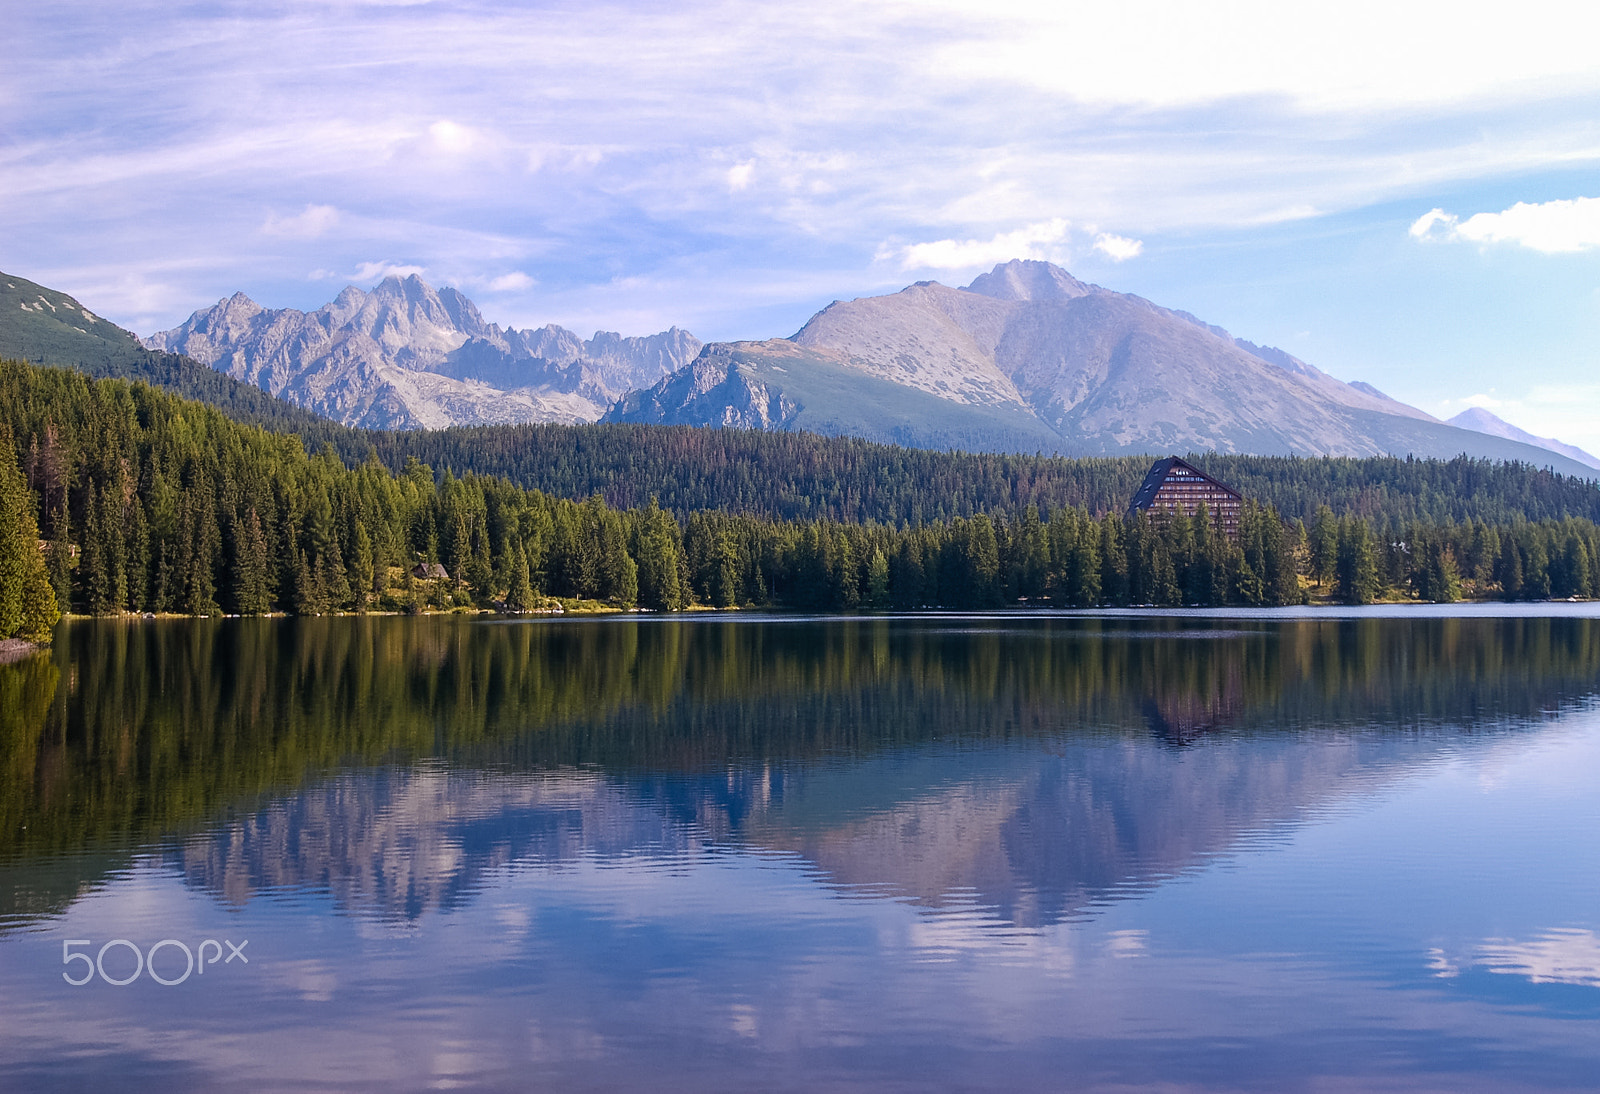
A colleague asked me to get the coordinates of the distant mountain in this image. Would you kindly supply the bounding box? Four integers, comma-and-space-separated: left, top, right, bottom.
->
1448, 407, 1600, 472
0, 270, 334, 434
145, 275, 701, 430
611, 259, 1598, 478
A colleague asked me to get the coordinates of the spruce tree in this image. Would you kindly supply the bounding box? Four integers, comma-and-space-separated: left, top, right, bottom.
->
1335, 518, 1380, 605
350, 521, 375, 612
866, 548, 890, 608
46, 504, 72, 612
0, 444, 60, 641
633, 501, 686, 611
505, 540, 536, 613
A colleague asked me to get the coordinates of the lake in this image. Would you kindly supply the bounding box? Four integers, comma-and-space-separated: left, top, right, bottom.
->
2, 609, 1599, 1091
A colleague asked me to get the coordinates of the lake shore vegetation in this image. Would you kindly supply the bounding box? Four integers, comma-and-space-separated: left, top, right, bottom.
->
2, 358, 1597, 619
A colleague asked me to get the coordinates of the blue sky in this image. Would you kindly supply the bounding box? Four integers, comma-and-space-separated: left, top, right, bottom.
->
5, 0, 1600, 451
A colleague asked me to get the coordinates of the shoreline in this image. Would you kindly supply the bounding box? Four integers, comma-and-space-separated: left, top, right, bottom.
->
0, 638, 46, 664
41, 598, 1600, 626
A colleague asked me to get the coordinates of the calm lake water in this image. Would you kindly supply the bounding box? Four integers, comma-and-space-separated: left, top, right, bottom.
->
3, 609, 1599, 1092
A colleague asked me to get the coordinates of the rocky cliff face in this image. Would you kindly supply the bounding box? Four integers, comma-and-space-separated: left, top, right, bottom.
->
145, 275, 700, 430
613, 259, 1597, 475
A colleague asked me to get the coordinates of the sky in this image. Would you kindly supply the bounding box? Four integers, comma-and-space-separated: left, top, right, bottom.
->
4, 0, 1600, 452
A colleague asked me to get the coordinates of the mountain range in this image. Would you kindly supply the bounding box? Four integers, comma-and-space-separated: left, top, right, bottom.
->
611, 260, 1599, 475
6, 262, 1596, 477
144, 275, 700, 429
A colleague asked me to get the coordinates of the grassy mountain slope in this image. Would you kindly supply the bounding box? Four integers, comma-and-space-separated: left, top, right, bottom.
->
607, 339, 1071, 454
0, 271, 336, 436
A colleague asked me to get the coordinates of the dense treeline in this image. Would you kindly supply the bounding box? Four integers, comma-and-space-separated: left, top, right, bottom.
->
5, 336, 342, 441
2, 359, 1598, 626
37, 337, 1600, 527
360, 425, 1600, 526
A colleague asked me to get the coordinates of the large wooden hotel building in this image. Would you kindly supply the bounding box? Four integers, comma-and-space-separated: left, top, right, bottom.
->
1128, 457, 1243, 539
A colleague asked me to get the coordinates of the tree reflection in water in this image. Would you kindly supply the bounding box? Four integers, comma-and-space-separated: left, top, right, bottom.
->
2, 613, 1598, 927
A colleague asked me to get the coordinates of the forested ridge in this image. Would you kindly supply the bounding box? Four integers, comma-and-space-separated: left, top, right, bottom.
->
359, 423, 1600, 526
22, 321, 1600, 527
1, 359, 1597, 639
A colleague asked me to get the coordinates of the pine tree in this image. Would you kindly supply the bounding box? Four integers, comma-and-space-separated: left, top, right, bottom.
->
712, 532, 740, 608
233, 509, 273, 615
0, 442, 60, 641
1335, 518, 1380, 605
965, 515, 1001, 608
1498, 532, 1524, 600
505, 540, 536, 613
866, 548, 890, 608
46, 504, 72, 612
632, 500, 686, 611
1099, 517, 1129, 607
350, 521, 375, 612
1310, 505, 1338, 589
81, 481, 113, 614
890, 535, 925, 608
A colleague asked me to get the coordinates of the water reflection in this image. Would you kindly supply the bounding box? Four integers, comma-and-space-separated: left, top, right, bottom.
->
3, 613, 1599, 927
3, 613, 1600, 1091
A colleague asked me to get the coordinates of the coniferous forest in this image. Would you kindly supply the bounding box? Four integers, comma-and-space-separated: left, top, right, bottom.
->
1, 358, 1598, 639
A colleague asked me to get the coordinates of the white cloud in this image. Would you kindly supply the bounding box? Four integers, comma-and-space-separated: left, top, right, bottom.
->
1092, 233, 1143, 261
486, 271, 534, 292
1410, 197, 1600, 253
352, 261, 426, 282
727, 161, 755, 192
915, 0, 1600, 110
1408, 208, 1454, 239
262, 203, 341, 239
901, 218, 1070, 271
427, 119, 476, 155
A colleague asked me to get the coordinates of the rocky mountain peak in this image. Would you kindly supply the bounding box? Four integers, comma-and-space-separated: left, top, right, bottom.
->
964, 259, 1096, 302
143, 277, 701, 430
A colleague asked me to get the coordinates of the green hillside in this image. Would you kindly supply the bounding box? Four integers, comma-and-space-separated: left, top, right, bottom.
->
4, 269, 1599, 530
0, 271, 337, 437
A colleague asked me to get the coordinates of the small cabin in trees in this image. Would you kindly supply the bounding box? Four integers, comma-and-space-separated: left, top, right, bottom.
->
1128, 457, 1243, 540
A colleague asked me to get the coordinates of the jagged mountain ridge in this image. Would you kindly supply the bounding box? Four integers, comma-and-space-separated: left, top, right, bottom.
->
610, 260, 1597, 477
145, 275, 701, 430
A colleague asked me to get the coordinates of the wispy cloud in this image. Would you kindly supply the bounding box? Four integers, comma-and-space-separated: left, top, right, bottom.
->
918, 0, 1600, 110
351, 261, 426, 282
900, 219, 1071, 271
263, 204, 341, 239
485, 272, 534, 292
1411, 197, 1600, 253
6, 0, 1600, 371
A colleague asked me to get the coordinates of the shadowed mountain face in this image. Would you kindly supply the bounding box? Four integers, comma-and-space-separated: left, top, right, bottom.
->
612, 260, 1597, 475
145, 275, 700, 429
6, 613, 1600, 928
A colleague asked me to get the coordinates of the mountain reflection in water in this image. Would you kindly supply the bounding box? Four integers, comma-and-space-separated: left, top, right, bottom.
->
3, 613, 1597, 928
